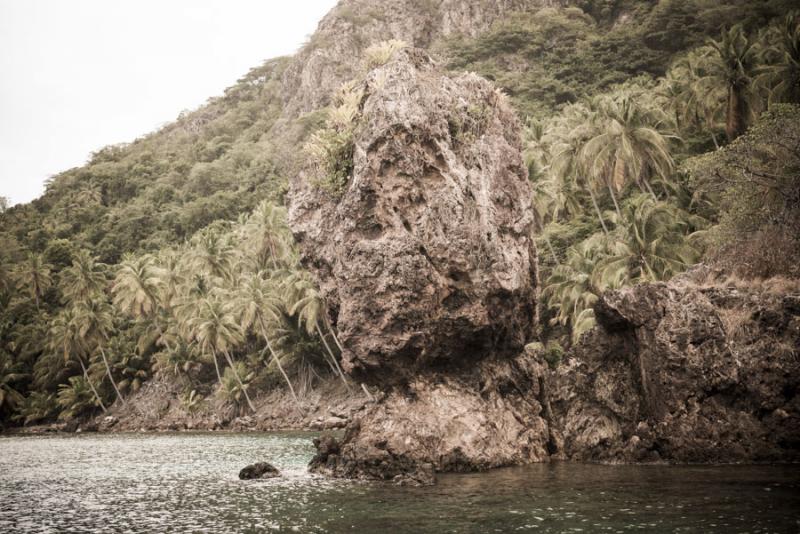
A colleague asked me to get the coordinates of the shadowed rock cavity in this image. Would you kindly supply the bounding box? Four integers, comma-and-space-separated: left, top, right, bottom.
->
289, 49, 542, 482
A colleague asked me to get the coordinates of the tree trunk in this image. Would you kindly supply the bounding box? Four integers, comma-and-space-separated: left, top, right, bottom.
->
711, 131, 720, 150
79, 358, 107, 413
544, 233, 560, 265
587, 186, 609, 234
221, 348, 256, 413
316, 323, 350, 390
99, 345, 125, 406
726, 85, 746, 141
607, 183, 623, 219
210, 348, 223, 385
642, 177, 658, 200
322, 315, 346, 356
258, 319, 300, 407
153, 319, 174, 354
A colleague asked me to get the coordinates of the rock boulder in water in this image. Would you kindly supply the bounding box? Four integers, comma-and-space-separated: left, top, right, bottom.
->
239, 462, 280, 480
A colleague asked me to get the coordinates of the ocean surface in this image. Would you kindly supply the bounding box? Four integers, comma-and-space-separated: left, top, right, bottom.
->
1, 432, 798, 533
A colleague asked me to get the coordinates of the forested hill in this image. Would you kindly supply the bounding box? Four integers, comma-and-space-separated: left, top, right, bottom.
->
1, 0, 798, 427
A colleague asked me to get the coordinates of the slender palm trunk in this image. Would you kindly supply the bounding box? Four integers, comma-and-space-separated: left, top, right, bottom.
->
153, 318, 174, 354
79, 358, 107, 412
267, 238, 279, 270
544, 233, 560, 265
99, 345, 125, 406
641, 255, 658, 282
258, 319, 300, 406
726, 86, 746, 141
315, 323, 350, 389
210, 349, 223, 385
607, 183, 623, 219
587, 187, 609, 234
710, 131, 720, 150
641, 177, 658, 200
221, 348, 255, 413
322, 315, 346, 356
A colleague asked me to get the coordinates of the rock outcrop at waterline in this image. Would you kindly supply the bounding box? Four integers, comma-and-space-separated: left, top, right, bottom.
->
289, 49, 542, 481
545, 270, 800, 463
289, 49, 800, 483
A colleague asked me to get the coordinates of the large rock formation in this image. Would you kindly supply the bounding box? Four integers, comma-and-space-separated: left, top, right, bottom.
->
290, 48, 537, 380
289, 48, 541, 480
546, 269, 800, 463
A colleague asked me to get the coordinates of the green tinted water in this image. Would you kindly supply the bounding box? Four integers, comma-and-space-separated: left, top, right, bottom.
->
1, 432, 798, 533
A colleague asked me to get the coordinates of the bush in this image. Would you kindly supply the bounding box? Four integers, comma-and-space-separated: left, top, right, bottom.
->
363, 39, 408, 69
686, 104, 800, 277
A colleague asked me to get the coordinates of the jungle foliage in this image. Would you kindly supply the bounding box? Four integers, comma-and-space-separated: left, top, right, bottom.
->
0, 2, 797, 425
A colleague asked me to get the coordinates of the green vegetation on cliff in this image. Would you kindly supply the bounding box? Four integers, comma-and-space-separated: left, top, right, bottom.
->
0, 1, 798, 426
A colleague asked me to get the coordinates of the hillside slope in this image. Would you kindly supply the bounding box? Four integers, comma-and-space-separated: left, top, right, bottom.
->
0, 0, 797, 444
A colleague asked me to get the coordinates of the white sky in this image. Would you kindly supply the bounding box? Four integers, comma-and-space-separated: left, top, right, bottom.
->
0, 0, 338, 206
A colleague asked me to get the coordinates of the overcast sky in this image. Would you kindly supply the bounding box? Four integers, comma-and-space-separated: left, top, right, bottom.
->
0, 0, 338, 206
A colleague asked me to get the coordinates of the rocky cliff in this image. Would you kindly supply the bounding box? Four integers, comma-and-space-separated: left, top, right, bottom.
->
279, 0, 565, 116
545, 270, 800, 464
288, 36, 800, 484
290, 48, 543, 482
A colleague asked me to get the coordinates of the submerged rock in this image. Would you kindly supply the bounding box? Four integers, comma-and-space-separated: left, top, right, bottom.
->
291, 48, 540, 480
239, 462, 280, 480
547, 270, 800, 463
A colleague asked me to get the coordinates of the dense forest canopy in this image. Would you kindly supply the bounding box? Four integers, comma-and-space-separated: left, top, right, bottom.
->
1, 0, 798, 426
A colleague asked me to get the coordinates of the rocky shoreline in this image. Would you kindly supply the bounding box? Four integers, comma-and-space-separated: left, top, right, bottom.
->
6, 267, 799, 489
2, 377, 365, 436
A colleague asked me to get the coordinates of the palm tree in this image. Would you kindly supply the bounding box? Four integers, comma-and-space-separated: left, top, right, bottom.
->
663, 49, 726, 148
244, 201, 291, 272
190, 231, 236, 283
705, 24, 761, 141
0, 352, 25, 415
601, 194, 704, 282
580, 93, 675, 209
113, 350, 149, 395
15, 391, 58, 426
551, 142, 609, 234
282, 269, 349, 388
0, 260, 12, 297
155, 249, 184, 308
229, 272, 300, 405
112, 254, 172, 351
59, 250, 107, 304
191, 296, 255, 412
73, 298, 126, 406
757, 11, 800, 105
219, 362, 255, 413
47, 309, 106, 412
57, 376, 98, 420
14, 253, 53, 310
543, 233, 621, 342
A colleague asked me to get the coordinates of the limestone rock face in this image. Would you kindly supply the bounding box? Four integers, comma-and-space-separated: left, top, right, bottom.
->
290, 48, 540, 479
289, 48, 537, 381
279, 0, 551, 116
548, 271, 800, 463
309, 358, 551, 481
